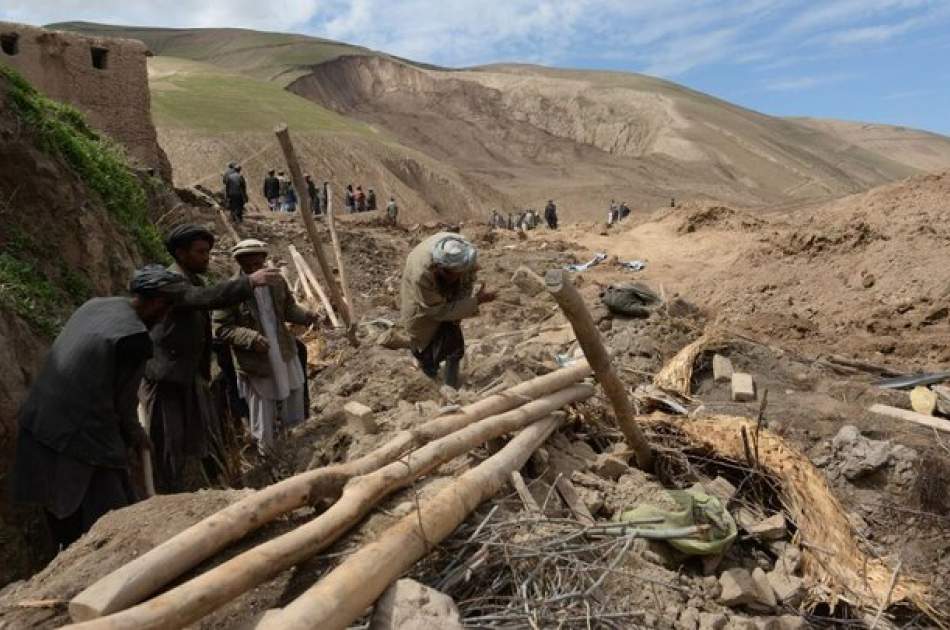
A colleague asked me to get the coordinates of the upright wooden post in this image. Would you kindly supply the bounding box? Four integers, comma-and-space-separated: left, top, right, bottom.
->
544, 269, 653, 470
274, 124, 350, 332
325, 186, 357, 325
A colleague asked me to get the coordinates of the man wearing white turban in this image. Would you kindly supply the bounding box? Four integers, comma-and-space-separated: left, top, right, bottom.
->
400, 232, 496, 388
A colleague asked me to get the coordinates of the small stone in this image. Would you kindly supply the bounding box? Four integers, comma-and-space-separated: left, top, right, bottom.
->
767, 571, 804, 606
705, 476, 737, 503
777, 616, 807, 630
698, 612, 728, 630
511, 266, 545, 296
862, 273, 876, 289
751, 567, 777, 610
591, 452, 630, 480
344, 401, 378, 434
732, 373, 756, 402
719, 568, 758, 607
713, 354, 734, 383
678, 607, 701, 630
369, 578, 462, 630
746, 513, 786, 541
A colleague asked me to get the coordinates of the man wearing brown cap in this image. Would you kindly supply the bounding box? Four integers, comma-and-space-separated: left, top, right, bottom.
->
214, 239, 320, 454
140, 225, 282, 492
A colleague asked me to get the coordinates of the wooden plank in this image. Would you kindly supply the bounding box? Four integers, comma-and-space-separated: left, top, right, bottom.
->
869, 404, 950, 434
288, 245, 340, 328
509, 471, 540, 514
554, 477, 595, 526
325, 188, 357, 327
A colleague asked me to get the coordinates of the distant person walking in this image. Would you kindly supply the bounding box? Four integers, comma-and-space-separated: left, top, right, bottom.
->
386, 197, 399, 226
355, 186, 366, 212
224, 165, 248, 223
544, 200, 558, 230
367, 188, 377, 211
305, 174, 321, 216
344, 184, 355, 213
222, 162, 236, 190
263, 170, 280, 212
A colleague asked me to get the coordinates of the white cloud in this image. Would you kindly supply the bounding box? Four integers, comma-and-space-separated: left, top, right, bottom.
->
1, 0, 947, 79
765, 73, 854, 91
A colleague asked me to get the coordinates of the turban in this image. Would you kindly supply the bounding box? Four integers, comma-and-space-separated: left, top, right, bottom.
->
129, 265, 188, 296
431, 234, 477, 272
164, 224, 215, 257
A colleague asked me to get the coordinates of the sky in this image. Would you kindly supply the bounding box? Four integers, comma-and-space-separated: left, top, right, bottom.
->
2, 0, 949, 134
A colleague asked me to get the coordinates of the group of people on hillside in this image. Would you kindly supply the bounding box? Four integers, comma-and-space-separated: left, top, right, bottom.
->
489, 199, 559, 232
606, 200, 632, 226
223, 164, 400, 224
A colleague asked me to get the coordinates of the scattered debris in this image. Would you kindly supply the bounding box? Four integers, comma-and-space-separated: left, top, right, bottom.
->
602, 283, 661, 317
874, 371, 950, 390
618, 259, 646, 272
564, 252, 607, 272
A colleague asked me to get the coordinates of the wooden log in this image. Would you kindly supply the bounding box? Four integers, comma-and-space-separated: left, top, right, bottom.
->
273, 124, 349, 329
259, 415, 563, 630
68, 363, 591, 623
868, 404, 950, 434
544, 269, 652, 469
509, 471, 540, 514
66, 386, 591, 630
555, 476, 595, 526
325, 187, 357, 326
288, 245, 339, 328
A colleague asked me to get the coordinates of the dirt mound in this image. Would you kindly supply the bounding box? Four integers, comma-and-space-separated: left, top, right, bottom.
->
675, 204, 765, 235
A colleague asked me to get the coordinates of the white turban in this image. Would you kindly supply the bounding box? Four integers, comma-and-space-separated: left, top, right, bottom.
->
431, 234, 477, 271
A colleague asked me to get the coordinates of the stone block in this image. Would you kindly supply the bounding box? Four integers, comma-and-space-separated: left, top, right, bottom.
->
713, 354, 734, 383
591, 452, 630, 480
344, 401, 378, 434
369, 578, 463, 630
746, 513, 787, 541
732, 373, 756, 402
698, 612, 728, 630
751, 567, 777, 610
719, 568, 758, 607
767, 571, 804, 606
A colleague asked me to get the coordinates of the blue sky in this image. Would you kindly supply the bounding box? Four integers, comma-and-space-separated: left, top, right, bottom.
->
3, 0, 949, 134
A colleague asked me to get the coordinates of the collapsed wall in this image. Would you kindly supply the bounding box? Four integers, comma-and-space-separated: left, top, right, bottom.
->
0, 21, 172, 180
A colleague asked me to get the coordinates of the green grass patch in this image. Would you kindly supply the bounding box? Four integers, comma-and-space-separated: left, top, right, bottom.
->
0, 63, 166, 262
149, 57, 375, 135
0, 254, 64, 338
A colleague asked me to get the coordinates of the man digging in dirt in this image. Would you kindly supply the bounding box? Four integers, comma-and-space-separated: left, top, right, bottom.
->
214, 239, 321, 455
400, 232, 496, 388
10, 266, 188, 550
139, 225, 283, 492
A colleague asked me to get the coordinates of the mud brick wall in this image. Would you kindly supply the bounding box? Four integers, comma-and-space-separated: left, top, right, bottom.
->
0, 21, 172, 180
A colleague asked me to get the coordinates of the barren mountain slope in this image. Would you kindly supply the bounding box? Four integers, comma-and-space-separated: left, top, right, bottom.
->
792, 117, 950, 173
149, 57, 508, 222
289, 57, 924, 216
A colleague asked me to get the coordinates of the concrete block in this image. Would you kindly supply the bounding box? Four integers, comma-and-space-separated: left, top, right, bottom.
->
732, 373, 756, 402
344, 401, 378, 434
713, 354, 734, 383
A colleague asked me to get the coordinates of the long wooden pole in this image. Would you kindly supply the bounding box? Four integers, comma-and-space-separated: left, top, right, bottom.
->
325, 186, 356, 325
273, 124, 349, 330
66, 386, 592, 630
544, 269, 652, 470
68, 362, 591, 622
263, 414, 562, 630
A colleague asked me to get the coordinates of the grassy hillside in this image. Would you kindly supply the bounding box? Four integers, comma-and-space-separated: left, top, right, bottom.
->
50, 22, 375, 84
149, 56, 378, 135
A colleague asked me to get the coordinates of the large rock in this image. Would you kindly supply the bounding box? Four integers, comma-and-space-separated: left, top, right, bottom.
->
750, 568, 777, 611
511, 265, 545, 296
831, 425, 890, 479
369, 578, 463, 630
